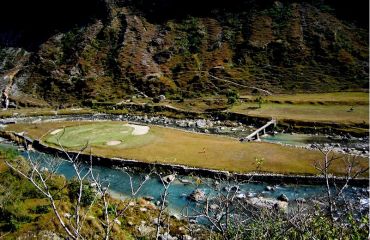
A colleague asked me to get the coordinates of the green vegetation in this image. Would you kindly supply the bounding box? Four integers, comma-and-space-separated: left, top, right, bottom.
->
177, 17, 205, 54
6, 121, 368, 176
226, 89, 240, 105
232, 208, 369, 240
0, 108, 94, 119
2, 1, 366, 107
0, 148, 191, 239
68, 180, 96, 206
45, 123, 154, 149
255, 96, 264, 108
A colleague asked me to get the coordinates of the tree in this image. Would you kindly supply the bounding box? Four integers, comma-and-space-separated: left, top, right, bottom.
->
3, 134, 182, 239
313, 147, 369, 221
180, 150, 369, 240
256, 96, 264, 108
4, 133, 153, 239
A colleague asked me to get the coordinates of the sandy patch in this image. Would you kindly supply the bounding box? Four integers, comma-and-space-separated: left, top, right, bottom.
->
106, 140, 122, 146
50, 129, 63, 135
124, 124, 150, 135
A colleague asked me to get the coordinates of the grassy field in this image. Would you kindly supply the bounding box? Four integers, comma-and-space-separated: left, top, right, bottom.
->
0, 108, 94, 119
232, 92, 369, 125
230, 103, 369, 124
5, 121, 368, 176
240, 92, 369, 105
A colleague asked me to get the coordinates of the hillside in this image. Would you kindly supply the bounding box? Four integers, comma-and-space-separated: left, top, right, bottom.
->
0, 0, 368, 107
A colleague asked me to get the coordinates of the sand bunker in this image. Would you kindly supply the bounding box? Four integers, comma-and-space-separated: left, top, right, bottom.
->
106, 140, 122, 146
124, 124, 150, 135
50, 129, 63, 135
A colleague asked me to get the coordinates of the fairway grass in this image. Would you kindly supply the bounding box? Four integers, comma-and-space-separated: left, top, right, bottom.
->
45, 123, 155, 149
5, 121, 368, 176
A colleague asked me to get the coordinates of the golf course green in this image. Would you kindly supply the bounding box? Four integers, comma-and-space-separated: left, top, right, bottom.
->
45, 123, 154, 149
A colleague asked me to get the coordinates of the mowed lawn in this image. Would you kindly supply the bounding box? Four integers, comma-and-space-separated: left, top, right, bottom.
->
5, 121, 368, 176
45, 124, 155, 149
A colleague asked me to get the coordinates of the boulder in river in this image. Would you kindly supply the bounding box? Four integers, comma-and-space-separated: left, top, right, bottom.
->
163, 174, 175, 184
188, 189, 206, 202
236, 192, 246, 199
181, 235, 193, 240
295, 198, 306, 203
196, 119, 207, 128
143, 196, 154, 201
158, 232, 177, 240
247, 197, 288, 211
265, 186, 275, 191
273, 201, 288, 212
277, 194, 289, 202
179, 179, 192, 184
210, 204, 219, 210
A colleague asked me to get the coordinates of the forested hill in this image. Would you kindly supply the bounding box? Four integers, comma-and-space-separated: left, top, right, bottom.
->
0, 0, 368, 106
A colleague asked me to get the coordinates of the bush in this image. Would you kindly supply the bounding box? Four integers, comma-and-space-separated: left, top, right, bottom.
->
255, 96, 265, 108
0, 148, 19, 160
7, 217, 21, 232
0, 208, 32, 232
31, 205, 50, 214
225, 210, 369, 240
68, 180, 96, 206
226, 89, 239, 104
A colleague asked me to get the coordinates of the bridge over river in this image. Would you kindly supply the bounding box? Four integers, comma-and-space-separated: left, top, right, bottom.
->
242, 119, 277, 141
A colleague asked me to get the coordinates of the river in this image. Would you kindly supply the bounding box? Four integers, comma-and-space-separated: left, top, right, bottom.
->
0, 142, 367, 216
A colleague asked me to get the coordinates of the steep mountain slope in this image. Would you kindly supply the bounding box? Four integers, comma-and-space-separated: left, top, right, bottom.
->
0, 0, 368, 107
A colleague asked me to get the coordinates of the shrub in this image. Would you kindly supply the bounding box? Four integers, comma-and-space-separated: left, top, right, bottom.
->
226, 89, 239, 104
68, 180, 96, 206
31, 205, 50, 214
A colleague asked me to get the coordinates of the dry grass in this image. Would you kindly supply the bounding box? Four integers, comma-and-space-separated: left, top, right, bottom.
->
240, 92, 369, 105
0, 108, 94, 119
5, 121, 368, 176
230, 103, 369, 124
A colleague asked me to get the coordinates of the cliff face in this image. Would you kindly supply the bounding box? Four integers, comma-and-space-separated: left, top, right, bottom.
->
0, 0, 368, 106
